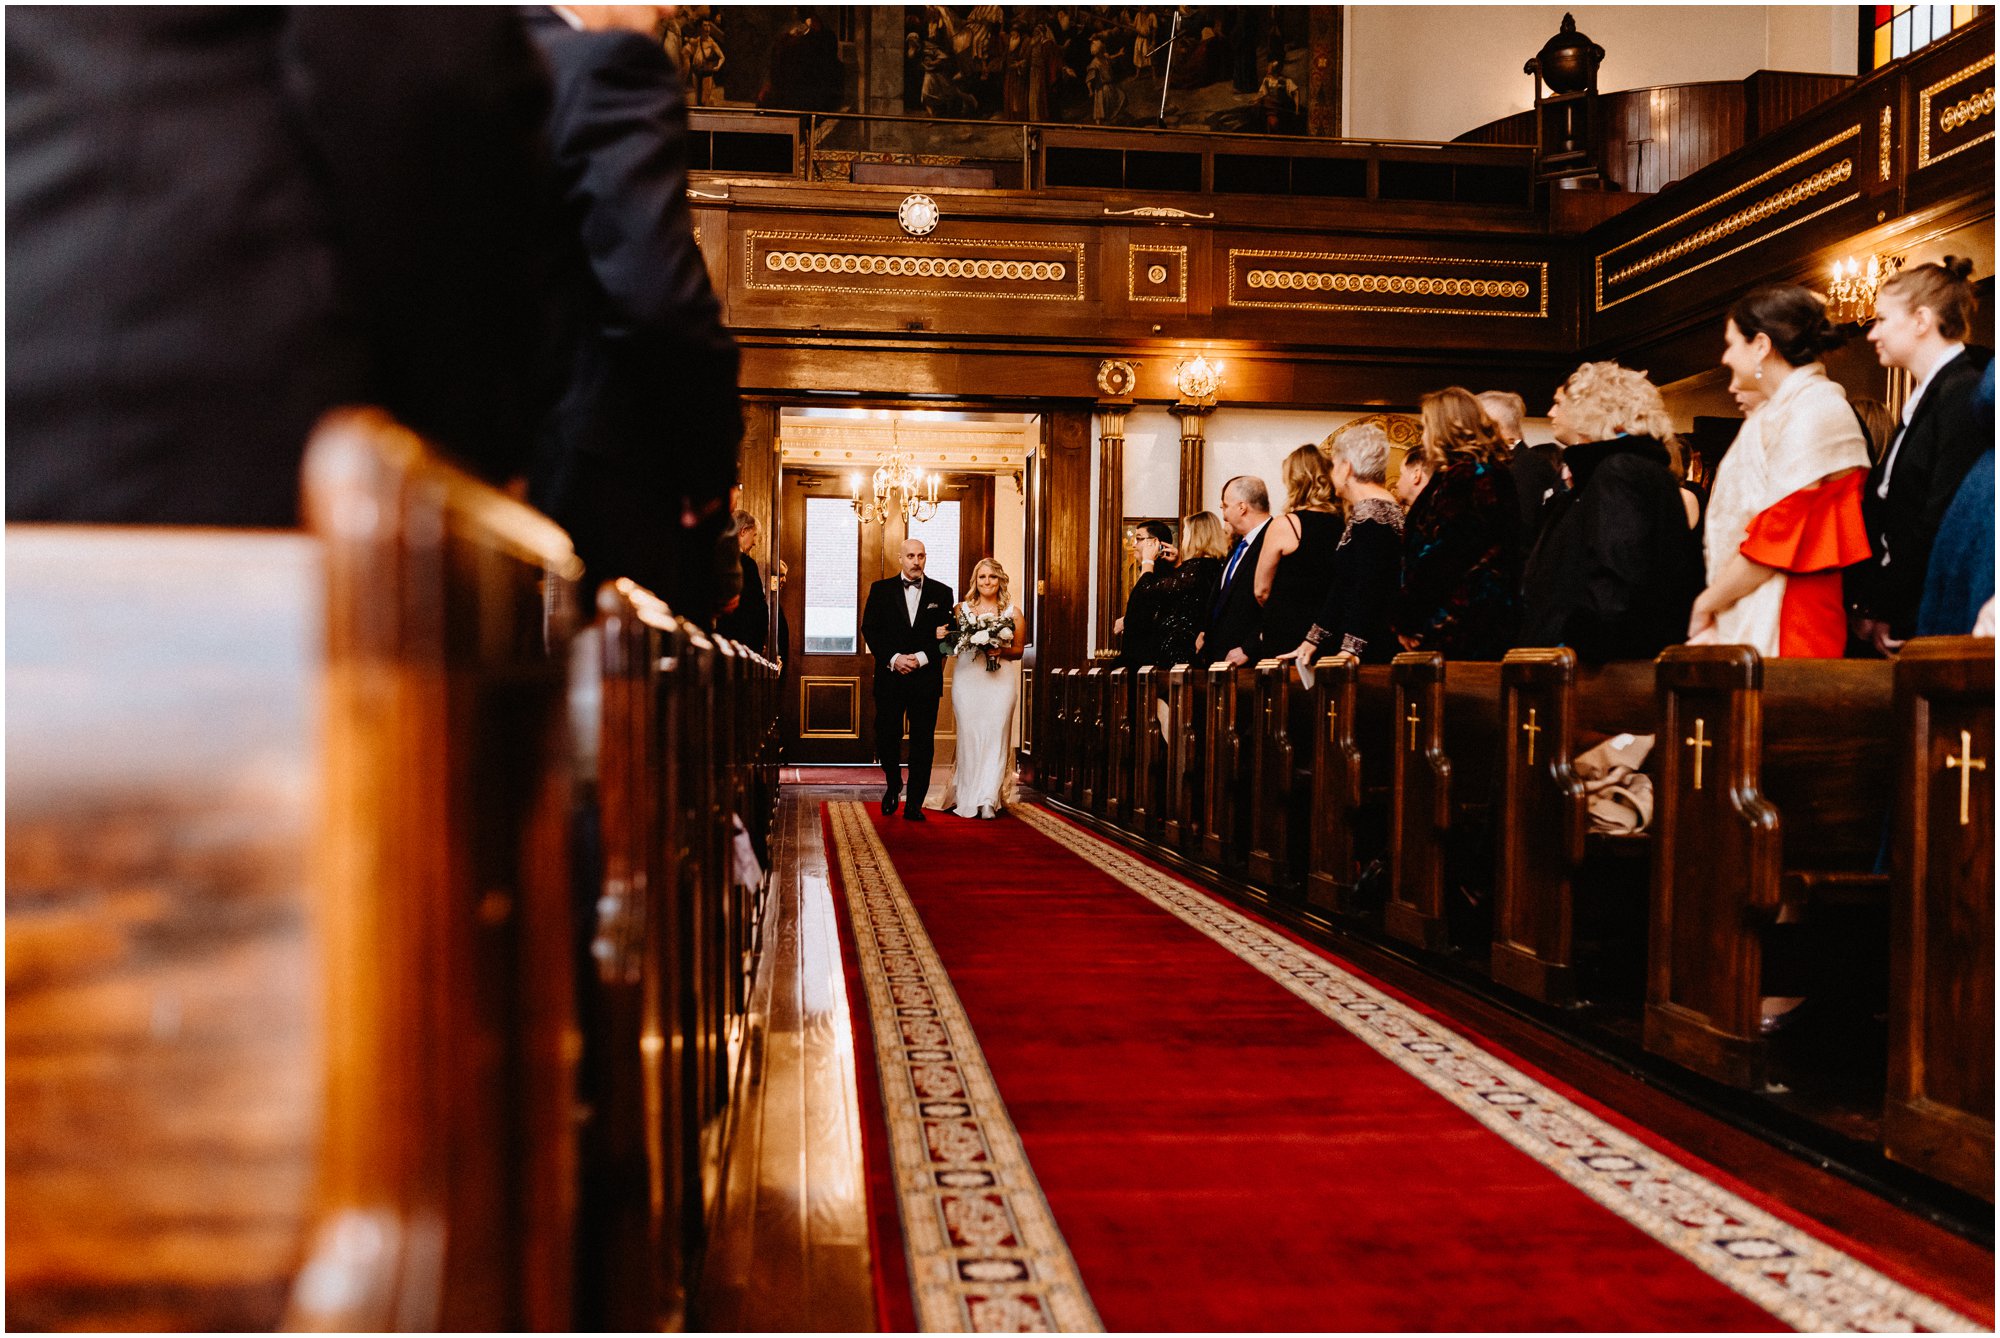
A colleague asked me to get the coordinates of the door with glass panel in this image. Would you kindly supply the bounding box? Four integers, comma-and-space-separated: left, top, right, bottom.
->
779, 470, 993, 764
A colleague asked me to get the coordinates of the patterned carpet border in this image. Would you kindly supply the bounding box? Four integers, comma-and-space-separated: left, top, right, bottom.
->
1015, 805, 1982, 1335
826, 802, 1103, 1333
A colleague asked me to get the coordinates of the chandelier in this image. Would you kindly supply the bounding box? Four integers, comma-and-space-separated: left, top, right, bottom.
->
850, 426, 940, 526
1826, 253, 1903, 325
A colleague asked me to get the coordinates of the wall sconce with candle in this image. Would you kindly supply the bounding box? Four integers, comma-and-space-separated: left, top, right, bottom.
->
1826, 252, 1903, 325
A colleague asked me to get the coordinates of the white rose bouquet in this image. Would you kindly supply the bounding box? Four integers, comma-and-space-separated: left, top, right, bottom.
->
940, 606, 1016, 672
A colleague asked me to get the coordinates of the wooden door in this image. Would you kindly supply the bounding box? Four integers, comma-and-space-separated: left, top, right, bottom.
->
779, 471, 992, 763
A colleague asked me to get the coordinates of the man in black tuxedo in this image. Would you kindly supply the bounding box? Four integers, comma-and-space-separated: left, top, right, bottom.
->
523, 4, 743, 619
1479, 390, 1565, 544
861, 539, 955, 820
1198, 475, 1273, 666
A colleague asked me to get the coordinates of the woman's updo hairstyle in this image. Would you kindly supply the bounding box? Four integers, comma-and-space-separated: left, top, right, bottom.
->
1729, 284, 1845, 366
1879, 255, 1979, 340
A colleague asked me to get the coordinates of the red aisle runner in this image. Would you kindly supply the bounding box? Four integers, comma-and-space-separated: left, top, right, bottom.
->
821, 801, 1989, 1333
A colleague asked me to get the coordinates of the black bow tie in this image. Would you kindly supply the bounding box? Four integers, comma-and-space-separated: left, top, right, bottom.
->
903, 578, 923, 589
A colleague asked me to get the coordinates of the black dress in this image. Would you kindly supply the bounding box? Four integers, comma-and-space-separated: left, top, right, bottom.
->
1259, 510, 1342, 655
1152, 556, 1224, 666
1117, 561, 1174, 668
1304, 498, 1404, 663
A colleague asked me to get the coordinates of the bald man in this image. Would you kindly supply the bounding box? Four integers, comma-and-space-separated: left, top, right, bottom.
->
861, 539, 955, 819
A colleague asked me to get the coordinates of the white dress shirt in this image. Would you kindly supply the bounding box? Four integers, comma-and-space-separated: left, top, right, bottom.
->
903, 578, 928, 666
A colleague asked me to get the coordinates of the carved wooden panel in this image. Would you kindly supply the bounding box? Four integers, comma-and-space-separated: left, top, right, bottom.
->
798, 677, 861, 739
1129, 243, 1188, 303
1225, 246, 1548, 320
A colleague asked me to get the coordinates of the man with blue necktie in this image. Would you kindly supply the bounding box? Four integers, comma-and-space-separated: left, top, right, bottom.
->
1196, 475, 1273, 667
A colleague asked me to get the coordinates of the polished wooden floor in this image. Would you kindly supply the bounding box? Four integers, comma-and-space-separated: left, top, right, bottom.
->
695, 786, 879, 1332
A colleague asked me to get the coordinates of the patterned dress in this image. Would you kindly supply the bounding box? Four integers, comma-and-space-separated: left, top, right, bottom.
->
1394, 456, 1521, 659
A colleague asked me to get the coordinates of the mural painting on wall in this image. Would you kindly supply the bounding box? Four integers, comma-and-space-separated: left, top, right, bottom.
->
665, 7, 849, 112
907, 7, 1312, 132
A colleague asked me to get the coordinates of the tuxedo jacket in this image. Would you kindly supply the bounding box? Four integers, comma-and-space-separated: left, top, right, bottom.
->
1855, 344, 1996, 637
6, 7, 553, 524
1197, 524, 1268, 665
522, 7, 742, 605
861, 576, 955, 700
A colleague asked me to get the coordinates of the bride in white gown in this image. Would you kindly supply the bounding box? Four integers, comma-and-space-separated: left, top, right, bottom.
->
938, 557, 1024, 819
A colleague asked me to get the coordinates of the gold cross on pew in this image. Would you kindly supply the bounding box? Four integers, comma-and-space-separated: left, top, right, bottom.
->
1522, 707, 1541, 766
1685, 717, 1711, 791
1945, 728, 1986, 827
1326, 701, 1338, 744
1406, 705, 1420, 752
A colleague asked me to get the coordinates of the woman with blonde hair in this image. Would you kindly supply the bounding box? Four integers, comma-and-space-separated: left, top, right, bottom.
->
1393, 387, 1521, 658
1151, 510, 1231, 665
939, 556, 1024, 818
1252, 443, 1343, 656
1520, 362, 1704, 661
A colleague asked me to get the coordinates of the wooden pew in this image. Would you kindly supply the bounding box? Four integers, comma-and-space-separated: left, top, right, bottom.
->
1162, 665, 1208, 858
1491, 651, 1658, 1006
1385, 654, 1505, 953
571, 581, 691, 1331
1078, 667, 1107, 814
1885, 636, 1994, 1199
1104, 666, 1133, 825
1645, 647, 1895, 1090
1246, 659, 1314, 899
7, 526, 323, 1333
1305, 655, 1364, 914
287, 411, 586, 1330
1048, 669, 1076, 806
1129, 666, 1168, 839
1201, 663, 1256, 871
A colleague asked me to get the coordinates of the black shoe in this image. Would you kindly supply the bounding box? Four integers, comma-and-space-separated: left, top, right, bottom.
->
904, 806, 927, 822
881, 789, 899, 816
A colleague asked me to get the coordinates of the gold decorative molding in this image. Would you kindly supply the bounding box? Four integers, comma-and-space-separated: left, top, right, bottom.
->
1595, 126, 1861, 312
1226, 249, 1546, 318
779, 417, 1039, 474
1920, 55, 1996, 167
687, 187, 730, 201
1246, 271, 1532, 299
1881, 104, 1894, 181
765, 252, 1066, 282
1102, 205, 1215, 219
1128, 244, 1188, 303
1605, 160, 1853, 286
1094, 359, 1138, 397
744, 231, 1086, 301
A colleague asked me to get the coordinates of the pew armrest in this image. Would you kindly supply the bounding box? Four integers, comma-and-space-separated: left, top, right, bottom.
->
1782, 869, 1891, 910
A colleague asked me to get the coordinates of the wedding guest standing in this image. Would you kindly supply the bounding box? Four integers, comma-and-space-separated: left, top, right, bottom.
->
1851, 257, 1996, 654
1521, 363, 1703, 661
1689, 285, 1871, 656
1200, 476, 1275, 666
1253, 444, 1342, 657
1153, 512, 1230, 666
1394, 388, 1521, 658
1479, 389, 1564, 544
523, 3, 743, 618
1917, 359, 1995, 637
715, 509, 771, 653
1115, 520, 1177, 670
1280, 424, 1404, 664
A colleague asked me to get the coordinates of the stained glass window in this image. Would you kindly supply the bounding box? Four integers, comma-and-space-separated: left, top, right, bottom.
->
1867, 4, 1973, 72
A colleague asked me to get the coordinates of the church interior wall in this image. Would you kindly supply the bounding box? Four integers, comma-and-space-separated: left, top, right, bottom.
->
1344, 5, 1857, 144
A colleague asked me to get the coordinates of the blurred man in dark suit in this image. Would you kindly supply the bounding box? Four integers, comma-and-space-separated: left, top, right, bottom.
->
523, 4, 743, 619
6, 7, 554, 524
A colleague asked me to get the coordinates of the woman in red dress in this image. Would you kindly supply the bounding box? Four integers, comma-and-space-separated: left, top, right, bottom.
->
1690, 286, 1871, 657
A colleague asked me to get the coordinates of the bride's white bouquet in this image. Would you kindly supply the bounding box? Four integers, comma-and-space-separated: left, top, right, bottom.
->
940, 606, 1016, 672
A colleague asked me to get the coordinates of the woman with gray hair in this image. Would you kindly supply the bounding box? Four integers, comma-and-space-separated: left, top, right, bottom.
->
1280, 422, 1405, 664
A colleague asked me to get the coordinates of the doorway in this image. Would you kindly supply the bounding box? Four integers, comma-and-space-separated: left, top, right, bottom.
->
774, 408, 1036, 767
